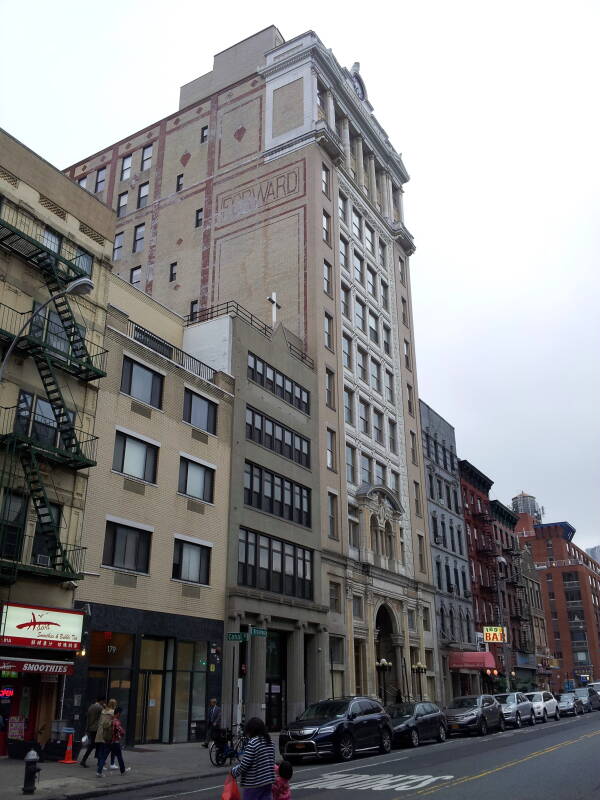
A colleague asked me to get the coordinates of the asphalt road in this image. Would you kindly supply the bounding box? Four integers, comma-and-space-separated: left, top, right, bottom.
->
98, 710, 600, 800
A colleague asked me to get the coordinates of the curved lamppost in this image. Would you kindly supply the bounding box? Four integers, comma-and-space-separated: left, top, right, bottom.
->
411, 661, 427, 701
376, 658, 393, 703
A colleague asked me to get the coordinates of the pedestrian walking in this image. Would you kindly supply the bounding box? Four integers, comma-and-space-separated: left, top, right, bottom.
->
203, 697, 222, 747
272, 760, 293, 800
95, 699, 117, 777
231, 717, 275, 800
108, 706, 131, 774
79, 696, 105, 768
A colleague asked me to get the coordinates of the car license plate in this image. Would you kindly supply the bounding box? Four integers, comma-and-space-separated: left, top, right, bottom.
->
451, 724, 459, 730
295, 743, 307, 750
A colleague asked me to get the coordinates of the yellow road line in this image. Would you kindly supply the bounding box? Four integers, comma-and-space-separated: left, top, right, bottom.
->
397, 729, 600, 799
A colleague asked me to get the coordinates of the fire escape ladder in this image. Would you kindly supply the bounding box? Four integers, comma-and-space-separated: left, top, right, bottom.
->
38, 255, 91, 366
32, 352, 82, 460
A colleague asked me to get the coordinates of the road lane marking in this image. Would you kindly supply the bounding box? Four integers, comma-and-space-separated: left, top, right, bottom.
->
403, 728, 600, 798
294, 772, 454, 792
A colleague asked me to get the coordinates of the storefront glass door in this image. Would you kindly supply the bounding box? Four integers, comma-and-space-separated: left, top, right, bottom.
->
136, 672, 163, 743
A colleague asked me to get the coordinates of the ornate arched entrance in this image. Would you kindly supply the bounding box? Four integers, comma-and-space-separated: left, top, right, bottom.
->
375, 604, 396, 704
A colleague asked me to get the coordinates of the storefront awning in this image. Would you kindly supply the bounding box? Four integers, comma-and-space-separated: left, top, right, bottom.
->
448, 651, 496, 671
0, 656, 74, 675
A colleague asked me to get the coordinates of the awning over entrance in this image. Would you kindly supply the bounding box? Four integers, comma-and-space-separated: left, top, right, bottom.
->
448, 651, 496, 671
0, 656, 74, 675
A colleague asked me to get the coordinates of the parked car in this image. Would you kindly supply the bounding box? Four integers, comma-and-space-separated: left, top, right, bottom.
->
386, 701, 447, 747
525, 691, 560, 722
557, 692, 584, 716
494, 692, 535, 728
279, 697, 393, 762
445, 695, 505, 736
586, 682, 600, 695
574, 687, 600, 712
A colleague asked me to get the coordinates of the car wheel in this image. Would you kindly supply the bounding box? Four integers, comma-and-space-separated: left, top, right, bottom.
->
542, 710, 548, 723
479, 718, 488, 736
529, 712, 536, 726
554, 707, 560, 721
409, 728, 420, 748
338, 734, 355, 762
379, 729, 392, 754
437, 724, 447, 743
514, 712, 521, 729
498, 715, 506, 732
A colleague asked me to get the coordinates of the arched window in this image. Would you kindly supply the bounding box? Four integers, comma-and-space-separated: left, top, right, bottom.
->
449, 608, 455, 637
466, 613, 472, 642
370, 516, 379, 553
385, 522, 394, 559
440, 606, 446, 636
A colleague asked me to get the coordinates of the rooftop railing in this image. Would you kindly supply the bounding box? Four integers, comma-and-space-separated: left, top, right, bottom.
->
127, 321, 216, 383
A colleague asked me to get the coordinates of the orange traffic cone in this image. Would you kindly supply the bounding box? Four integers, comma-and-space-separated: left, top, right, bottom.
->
59, 734, 78, 764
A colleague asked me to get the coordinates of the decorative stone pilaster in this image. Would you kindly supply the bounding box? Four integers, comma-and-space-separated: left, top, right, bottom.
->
341, 118, 351, 170
355, 136, 365, 192
368, 154, 377, 203
325, 90, 336, 130
287, 622, 306, 721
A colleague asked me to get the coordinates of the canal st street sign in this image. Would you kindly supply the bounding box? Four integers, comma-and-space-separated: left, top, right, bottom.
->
483, 626, 507, 643
226, 632, 248, 643
1, 603, 84, 650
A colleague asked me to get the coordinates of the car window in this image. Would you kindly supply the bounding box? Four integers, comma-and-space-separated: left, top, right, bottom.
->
299, 700, 349, 720
415, 703, 426, 716
358, 700, 374, 715
484, 696, 494, 706
543, 692, 552, 701
517, 694, 526, 703
370, 701, 384, 714
527, 693, 542, 702
349, 702, 361, 717
449, 696, 478, 709
425, 703, 438, 714
387, 703, 416, 719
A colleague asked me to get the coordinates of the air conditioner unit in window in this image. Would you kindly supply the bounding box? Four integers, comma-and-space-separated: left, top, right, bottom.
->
35, 554, 51, 567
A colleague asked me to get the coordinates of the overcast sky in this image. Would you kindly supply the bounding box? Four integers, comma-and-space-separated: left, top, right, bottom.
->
2, 1, 599, 547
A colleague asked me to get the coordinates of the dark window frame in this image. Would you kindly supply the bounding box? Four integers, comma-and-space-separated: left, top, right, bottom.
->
172, 538, 211, 584
121, 356, 163, 408
103, 520, 151, 574
112, 431, 158, 483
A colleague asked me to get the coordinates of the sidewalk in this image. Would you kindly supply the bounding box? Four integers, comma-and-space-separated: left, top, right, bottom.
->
0, 741, 230, 800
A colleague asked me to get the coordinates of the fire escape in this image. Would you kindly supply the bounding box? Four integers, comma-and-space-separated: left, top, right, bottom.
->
0, 197, 106, 584
474, 511, 501, 629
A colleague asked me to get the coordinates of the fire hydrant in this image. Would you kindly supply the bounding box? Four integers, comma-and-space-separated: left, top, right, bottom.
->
23, 749, 40, 795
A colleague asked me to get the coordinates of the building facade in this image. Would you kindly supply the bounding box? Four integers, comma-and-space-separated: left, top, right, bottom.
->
0, 129, 113, 755
66, 28, 439, 715
516, 516, 600, 693
512, 492, 543, 523
419, 401, 475, 704
520, 544, 551, 689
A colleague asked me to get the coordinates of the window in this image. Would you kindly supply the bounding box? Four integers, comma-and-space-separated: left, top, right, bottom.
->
133, 223, 145, 253
381, 281, 389, 311
169, 262, 177, 282
247, 353, 310, 414
129, 266, 141, 286
195, 208, 204, 228
341, 284, 351, 318
121, 154, 132, 181
353, 251, 364, 283
342, 334, 352, 369
141, 144, 153, 171
355, 299, 366, 332
137, 182, 149, 209
370, 359, 381, 392
103, 521, 150, 573
121, 356, 163, 408
244, 462, 311, 527
238, 528, 312, 599
368, 311, 379, 344
322, 163, 331, 196
345, 444, 356, 483
324, 313, 333, 349
113, 431, 158, 483
418, 534, 426, 572
353, 595, 364, 618
404, 339, 411, 370
407, 384, 414, 415
329, 581, 342, 612
388, 419, 397, 453
385, 370, 394, 403
176, 174, 184, 192
367, 267, 377, 297
357, 347, 367, 381
365, 225, 374, 253
326, 429, 336, 470
351, 209, 362, 239
77, 176, 87, 189
360, 453, 372, 484
113, 232, 124, 261
399, 257, 406, 285
95, 167, 106, 193
323, 260, 332, 295
414, 481, 422, 516
189, 300, 199, 321
325, 369, 335, 408
322, 210, 331, 243
358, 399, 370, 434
184, 389, 217, 434
373, 410, 383, 443
328, 493, 338, 539
117, 191, 128, 218
390, 471, 400, 494
339, 237, 349, 270
200, 125, 209, 143
383, 324, 391, 355
349, 505, 360, 547
343, 387, 354, 424
172, 539, 210, 584
338, 193, 347, 222
179, 457, 214, 503
402, 297, 409, 327
375, 461, 386, 485
378, 239, 386, 267
410, 431, 418, 464
330, 635, 344, 664
423, 607, 431, 632
42, 226, 61, 253
246, 407, 309, 466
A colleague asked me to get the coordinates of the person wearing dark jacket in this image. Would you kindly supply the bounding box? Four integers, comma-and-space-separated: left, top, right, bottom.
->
203, 698, 222, 746
79, 697, 105, 767
231, 717, 275, 800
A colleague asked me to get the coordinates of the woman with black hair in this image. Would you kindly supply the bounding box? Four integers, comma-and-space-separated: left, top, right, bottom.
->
231, 717, 275, 800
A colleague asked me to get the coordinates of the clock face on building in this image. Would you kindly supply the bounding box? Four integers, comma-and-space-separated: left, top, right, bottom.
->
352, 73, 365, 101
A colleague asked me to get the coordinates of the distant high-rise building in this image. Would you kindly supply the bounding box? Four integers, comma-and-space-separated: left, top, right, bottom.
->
512, 492, 543, 523
586, 546, 600, 563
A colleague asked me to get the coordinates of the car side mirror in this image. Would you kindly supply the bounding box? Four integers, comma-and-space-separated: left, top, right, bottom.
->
348, 712, 356, 720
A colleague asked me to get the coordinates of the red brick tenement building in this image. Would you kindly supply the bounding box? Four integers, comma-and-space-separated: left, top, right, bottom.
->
516, 515, 600, 693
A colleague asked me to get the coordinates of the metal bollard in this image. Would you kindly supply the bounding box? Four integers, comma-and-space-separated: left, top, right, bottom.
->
22, 749, 40, 795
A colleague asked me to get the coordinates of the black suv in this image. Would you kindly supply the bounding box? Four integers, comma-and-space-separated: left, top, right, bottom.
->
279, 697, 393, 762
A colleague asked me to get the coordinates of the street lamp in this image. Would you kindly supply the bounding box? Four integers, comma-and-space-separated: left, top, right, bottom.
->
411, 661, 427, 701
0, 276, 94, 383
375, 658, 393, 704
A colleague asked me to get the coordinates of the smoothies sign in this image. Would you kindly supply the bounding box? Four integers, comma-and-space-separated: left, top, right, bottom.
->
0, 603, 84, 650
483, 626, 506, 643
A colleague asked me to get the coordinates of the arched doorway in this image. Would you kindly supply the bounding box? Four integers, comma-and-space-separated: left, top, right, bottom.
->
375, 605, 395, 704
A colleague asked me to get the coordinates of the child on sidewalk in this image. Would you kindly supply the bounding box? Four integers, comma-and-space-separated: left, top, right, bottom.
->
108, 707, 131, 775
272, 760, 293, 800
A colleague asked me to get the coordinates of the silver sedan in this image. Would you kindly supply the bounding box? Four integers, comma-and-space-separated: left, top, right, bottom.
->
494, 692, 535, 728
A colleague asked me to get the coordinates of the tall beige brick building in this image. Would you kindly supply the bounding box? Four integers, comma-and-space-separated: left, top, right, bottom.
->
67, 26, 439, 729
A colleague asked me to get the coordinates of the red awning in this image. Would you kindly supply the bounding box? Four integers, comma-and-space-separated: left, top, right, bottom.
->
448, 651, 496, 671
0, 656, 74, 675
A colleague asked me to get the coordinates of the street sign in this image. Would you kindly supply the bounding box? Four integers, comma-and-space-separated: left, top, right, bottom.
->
251, 627, 267, 637
226, 633, 248, 642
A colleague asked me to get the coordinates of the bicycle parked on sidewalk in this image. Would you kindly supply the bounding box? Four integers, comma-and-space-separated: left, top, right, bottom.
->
209, 724, 248, 767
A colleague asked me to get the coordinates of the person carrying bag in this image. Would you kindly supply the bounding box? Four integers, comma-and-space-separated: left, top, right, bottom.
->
230, 717, 275, 800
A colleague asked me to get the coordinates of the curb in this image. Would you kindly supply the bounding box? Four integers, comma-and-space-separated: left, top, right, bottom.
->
41, 768, 230, 800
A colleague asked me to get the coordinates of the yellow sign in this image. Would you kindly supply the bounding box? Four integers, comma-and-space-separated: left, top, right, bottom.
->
483, 626, 506, 643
